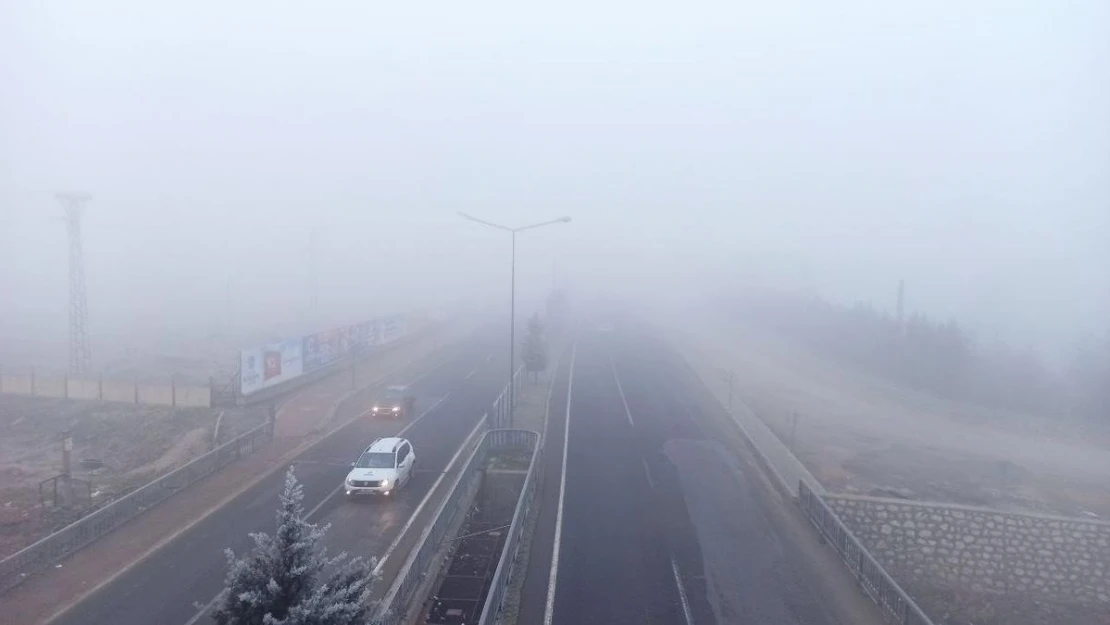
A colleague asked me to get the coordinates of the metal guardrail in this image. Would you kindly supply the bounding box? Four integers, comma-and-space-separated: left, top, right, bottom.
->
478, 429, 542, 625
491, 365, 526, 429
799, 481, 935, 625
0, 418, 274, 593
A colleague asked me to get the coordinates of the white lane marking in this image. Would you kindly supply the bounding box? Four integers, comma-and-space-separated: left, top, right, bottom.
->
397, 392, 451, 437
671, 556, 695, 625
609, 352, 635, 427
183, 392, 452, 625
306, 484, 344, 520
544, 341, 577, 625
642, 459, 656, 490
540, 344, 568, 443
465, 369, 476, 380
372, 415, 486, 576
183, 596, 219, 625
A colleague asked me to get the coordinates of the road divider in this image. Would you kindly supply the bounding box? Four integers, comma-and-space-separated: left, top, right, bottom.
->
371, 366, 545, 625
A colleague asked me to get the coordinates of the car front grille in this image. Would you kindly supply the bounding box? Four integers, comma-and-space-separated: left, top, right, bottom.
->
352, 480, 381, 488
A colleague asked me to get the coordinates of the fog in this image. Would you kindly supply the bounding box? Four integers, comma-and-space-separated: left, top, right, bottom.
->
2, 1, 1108, 364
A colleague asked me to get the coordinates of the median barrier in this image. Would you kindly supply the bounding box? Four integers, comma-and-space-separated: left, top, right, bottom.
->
372, 366, 538, 625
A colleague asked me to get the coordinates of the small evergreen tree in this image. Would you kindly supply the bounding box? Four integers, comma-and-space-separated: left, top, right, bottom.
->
211, 468, 375, 625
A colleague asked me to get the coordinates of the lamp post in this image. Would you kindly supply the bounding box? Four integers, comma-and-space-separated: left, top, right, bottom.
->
458, 212, 571, 427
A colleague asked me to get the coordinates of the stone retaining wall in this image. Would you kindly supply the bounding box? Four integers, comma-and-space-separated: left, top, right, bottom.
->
826, 495, 1110, 608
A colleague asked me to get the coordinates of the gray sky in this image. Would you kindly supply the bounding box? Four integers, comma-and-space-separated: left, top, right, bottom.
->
2, 1, 1108, 359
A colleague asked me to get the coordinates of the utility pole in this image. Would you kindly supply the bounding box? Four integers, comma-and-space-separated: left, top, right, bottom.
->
58, 193, 92, 375
61, 431, 74, 507
457, 212, 572, 428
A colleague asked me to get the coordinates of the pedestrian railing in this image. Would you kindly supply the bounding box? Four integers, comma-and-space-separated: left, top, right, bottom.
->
799, 481, 935, 625
0, 418, 273, 594
491, 365, 526, 429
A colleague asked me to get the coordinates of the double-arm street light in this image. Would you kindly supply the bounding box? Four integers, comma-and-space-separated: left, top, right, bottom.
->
458, 212, 572, 427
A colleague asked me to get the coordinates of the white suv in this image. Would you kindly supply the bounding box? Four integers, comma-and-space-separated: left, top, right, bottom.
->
344, 437, 415, 497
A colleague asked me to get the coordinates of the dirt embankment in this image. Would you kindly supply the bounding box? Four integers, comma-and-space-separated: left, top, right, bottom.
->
0, 396, 259, 558
684, 318, 1110, 519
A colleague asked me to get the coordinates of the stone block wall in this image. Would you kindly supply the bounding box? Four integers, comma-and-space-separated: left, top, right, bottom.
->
826, 495, 1110, 608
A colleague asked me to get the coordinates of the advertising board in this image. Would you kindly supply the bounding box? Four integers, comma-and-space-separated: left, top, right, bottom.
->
240, 338, 304, 395
382, 315, 407, 344
240, 314, 412, 395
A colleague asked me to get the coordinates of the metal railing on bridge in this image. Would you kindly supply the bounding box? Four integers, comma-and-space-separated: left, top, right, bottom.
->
372, 365, 540, 625
799, 481, 935, 625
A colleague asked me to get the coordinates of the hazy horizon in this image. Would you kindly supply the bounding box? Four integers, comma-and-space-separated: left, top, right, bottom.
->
3, 1, 1108, 363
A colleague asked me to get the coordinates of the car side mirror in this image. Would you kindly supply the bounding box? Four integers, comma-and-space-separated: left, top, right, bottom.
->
349, 462, 356, 467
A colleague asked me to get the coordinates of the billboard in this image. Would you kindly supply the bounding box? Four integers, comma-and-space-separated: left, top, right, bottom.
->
240, 339, 304, 395
240, 314, 412, 395
302, 328, 341, 373
381, 315, 407, 344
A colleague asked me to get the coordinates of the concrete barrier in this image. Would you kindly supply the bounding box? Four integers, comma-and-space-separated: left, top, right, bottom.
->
137, 383, 174, 406
66, 378, 101, 400
33, 376, 66, 398
1, 373, 33, 395
101, 379, 137, 403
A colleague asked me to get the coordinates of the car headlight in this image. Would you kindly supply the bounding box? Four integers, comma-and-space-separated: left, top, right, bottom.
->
372, 406, 380, 412
380, 479, 389, 488
392, 406, 400, 412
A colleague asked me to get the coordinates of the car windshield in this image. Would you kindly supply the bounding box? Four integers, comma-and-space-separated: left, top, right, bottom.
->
354, 452, 395, 469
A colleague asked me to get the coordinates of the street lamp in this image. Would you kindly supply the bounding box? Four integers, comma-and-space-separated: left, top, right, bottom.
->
458, 212, 572, 427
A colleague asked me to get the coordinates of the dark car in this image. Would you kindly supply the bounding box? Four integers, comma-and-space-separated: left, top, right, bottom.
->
372, 384, 415, 419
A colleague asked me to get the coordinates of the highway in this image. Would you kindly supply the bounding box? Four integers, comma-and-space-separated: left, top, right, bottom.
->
48, 327, 513, 625
518, 321, 878, 625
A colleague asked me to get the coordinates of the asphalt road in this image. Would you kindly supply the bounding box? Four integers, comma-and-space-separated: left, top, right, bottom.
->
519, 322, 857, 625
50, 327, 513, 625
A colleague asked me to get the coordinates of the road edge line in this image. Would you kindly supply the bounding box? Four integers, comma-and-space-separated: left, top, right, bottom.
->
542, 340, 577, 625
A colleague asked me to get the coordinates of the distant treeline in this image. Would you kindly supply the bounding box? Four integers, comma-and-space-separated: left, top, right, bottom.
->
728, 291, 1109, 422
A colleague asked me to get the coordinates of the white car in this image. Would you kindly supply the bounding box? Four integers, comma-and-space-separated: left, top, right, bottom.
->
344, 437, 415, 497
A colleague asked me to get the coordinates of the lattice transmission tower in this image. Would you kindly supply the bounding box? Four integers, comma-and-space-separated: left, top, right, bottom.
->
57, 192, 92, 375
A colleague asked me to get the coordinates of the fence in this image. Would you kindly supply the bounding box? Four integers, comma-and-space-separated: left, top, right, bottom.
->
372, 367, 535, 625
799, 481, 935, 625
0, 418, 274, 593
490, 364, 527, 429
0, 368, 212, 408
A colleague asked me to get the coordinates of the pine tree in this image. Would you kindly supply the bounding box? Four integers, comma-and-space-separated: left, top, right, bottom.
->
211, 468, 375, 625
